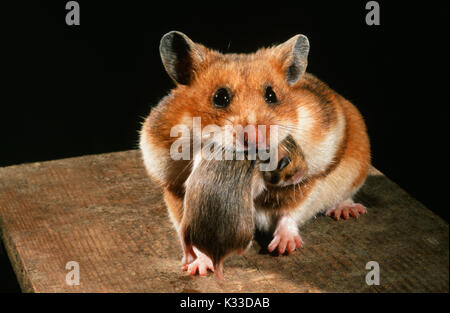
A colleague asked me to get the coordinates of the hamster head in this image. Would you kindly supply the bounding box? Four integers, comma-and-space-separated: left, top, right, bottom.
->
159, 31, 310, 154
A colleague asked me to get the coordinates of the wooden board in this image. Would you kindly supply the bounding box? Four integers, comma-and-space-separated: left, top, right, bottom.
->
0, 150, 448, 292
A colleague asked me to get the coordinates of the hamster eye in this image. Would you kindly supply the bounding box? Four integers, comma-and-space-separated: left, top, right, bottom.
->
213, 88, 231, 108
264, 86, 278, 105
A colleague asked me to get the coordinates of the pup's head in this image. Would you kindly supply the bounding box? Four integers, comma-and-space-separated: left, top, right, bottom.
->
159, 31, 310, 155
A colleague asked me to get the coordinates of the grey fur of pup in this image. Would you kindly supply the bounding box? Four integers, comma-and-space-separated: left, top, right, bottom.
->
180, 150, 260, 280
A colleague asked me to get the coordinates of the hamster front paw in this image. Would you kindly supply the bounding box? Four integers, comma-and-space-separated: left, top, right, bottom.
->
267, 215, 303, 255
263, 153, 306, 187
262, 135, 307, 187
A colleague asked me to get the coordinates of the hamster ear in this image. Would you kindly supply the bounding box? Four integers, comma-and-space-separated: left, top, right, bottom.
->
273, 34, 310, 85
159, 31, 205, 85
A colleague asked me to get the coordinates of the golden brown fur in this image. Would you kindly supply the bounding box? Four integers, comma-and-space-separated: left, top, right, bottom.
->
140, 31, 371, 273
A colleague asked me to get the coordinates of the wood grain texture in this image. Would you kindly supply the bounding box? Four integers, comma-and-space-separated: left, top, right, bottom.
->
0, 150, 448, 292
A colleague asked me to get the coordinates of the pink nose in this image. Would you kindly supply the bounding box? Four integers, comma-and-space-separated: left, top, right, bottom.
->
243, 129, 268, 148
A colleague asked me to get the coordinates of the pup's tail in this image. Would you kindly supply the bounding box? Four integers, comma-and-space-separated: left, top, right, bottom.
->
214, 260, 225, 281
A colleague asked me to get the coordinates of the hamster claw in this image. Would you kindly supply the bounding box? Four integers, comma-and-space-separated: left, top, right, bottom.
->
183, 246, 215, 277
267, 215, 303, 255
326, 199, 367, 221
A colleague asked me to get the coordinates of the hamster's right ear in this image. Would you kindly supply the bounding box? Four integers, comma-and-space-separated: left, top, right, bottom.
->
159, 31, 206, 85
273, 34, 310, 85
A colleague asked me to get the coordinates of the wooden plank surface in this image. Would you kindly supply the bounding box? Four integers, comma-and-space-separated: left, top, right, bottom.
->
0, 150, 448, 292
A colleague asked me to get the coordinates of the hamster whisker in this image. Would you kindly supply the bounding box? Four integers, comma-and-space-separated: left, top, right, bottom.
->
170, 159, 194, 185
194, 109, 234, 124
274, 124, 302, 132
279, 141, 295, 155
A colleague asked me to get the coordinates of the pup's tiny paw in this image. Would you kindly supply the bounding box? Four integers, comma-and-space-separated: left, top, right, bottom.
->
267, 216, 302, 255
183, 247, 214, 276
181, 249, 196, 266
326, 199, 367, 220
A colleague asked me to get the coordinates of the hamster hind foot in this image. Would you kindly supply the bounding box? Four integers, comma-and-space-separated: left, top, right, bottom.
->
183, 246, 214, 276
267, 215, 303, 255
325, 199, 367, 221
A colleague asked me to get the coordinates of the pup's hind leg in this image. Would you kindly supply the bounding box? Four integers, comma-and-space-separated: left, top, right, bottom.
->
164, 189, 215, 277
325, 198, 367, 220
182, 246, 214, 276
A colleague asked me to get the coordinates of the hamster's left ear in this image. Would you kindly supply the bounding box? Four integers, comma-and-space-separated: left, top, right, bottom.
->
159, 31, 207, 85
273, 34, 310, 85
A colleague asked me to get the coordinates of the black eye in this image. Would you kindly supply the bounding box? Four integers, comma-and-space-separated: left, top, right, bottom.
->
213, 88, 231, 108
264, 86, 278, 105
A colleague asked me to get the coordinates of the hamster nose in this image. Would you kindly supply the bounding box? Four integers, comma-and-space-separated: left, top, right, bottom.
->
243, 129, 268, 148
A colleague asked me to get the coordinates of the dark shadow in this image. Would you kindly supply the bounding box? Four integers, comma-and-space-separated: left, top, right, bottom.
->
0, 239, 21, 293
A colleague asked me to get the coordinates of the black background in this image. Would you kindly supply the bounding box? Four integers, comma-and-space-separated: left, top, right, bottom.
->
2, 0, 448, 221
1, 1, 448, 292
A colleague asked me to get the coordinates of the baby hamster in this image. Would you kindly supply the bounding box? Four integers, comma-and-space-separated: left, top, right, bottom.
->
181, 149, 259, 279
